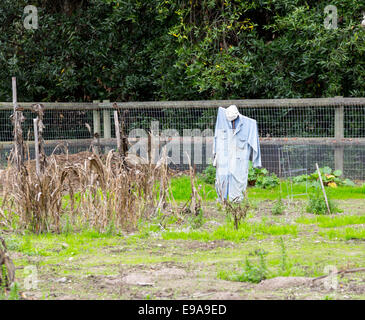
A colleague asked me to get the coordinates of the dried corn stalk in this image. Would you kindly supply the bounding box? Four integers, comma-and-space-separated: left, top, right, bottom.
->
0, 236, 15, 290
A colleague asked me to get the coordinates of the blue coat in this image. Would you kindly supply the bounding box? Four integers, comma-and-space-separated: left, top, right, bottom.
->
213, 107, 261, 202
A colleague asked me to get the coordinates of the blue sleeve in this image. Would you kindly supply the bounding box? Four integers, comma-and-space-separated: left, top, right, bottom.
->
249, 120, 262, 168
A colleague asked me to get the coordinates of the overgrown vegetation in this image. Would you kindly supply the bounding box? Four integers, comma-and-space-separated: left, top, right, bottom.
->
306, 189, 342, 215
1, 0, 364, 103
1, 149, 171, 233
217, 237, 291, 283
224, 195, 250, 230
271, 196, 285, 215
293, 166, 355, 188
201, 162, 280, 189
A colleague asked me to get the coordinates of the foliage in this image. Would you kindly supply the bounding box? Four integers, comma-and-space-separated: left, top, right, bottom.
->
248, 161, 280, 189
201, 164, 216, 185
271, 196, 285, 215
278, 237, 287, 272
293, 166, 356, 188
188, 208, 204, 230
306, 189, 342, 215
224, 196, 250, 230
201, 162, 279, 189
1, 0, 364, 102
218, 249, 269, 283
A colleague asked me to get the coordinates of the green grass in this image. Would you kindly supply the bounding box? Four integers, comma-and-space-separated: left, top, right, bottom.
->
170, 176, 216, 201
170, 176, 365, 202
4, 228, 123, 257
296, 215, 365, 228
319, 227, 365, 240
162, 220, 298, 242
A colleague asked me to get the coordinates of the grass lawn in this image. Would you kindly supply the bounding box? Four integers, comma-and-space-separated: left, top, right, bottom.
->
1, 175, 364, 300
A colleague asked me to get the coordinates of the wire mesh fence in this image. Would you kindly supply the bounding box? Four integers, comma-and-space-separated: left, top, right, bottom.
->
0, 98, 364, 180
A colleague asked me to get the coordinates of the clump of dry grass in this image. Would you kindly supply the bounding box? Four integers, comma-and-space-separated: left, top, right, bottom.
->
180, 153, 202, 216
74, 150, 169, 232
1, 146, 170, 234
2, 155, 72, 233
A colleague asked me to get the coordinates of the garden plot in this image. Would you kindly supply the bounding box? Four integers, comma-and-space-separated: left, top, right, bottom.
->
2, 195, 364, 300
0, 147, 364, 300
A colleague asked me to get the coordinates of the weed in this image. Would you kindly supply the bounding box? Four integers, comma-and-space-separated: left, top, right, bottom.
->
8, 282, 20, 300
201, 164, 216, 185
218, 250, 269, 283
278, 237, 287, 272
224, 195, 250, 230
162, 219, 298, 242
188, 208, 204, 229
306, 190, 341, 215
319, 227, 365, 240
272, 197, 285, 215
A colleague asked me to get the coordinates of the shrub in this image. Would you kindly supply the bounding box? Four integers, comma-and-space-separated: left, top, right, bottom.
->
306, 190, 341, 215
248, 162, 279, 189
294, 166, 355, 187
201, 164, 216, 185
271, 197, 285, 215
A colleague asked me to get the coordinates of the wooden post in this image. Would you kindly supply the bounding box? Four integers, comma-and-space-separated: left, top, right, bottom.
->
102, 100, 111, 139
33, 118, 40, 176
113, 109, 121, 153
315, 163, 331, 215
12, 77, 25, 170
102, 100, 111, 153
334, 97, 344, 173
92, 100, 101, 135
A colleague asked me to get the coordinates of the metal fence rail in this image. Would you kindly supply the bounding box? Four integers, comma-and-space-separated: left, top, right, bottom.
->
0, 98, 364, 180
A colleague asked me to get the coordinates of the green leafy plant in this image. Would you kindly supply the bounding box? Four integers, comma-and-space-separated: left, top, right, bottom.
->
272, 197, 285, 215
294, 166, 355, 188
218, 249, 269, 284
248, 162, 279, 189
201, 164, 216, 185
306, 190, 342, 215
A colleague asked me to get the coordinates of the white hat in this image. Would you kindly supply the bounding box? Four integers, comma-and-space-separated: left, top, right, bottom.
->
225, 105, 239, 121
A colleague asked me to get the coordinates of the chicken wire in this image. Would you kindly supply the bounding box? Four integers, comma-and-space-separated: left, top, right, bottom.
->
0, 99, 364, 179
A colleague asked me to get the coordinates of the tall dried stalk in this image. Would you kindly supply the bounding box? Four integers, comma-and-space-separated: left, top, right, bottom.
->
181, 153, 202, 216
74, 150, 169, 232
4, 155, 72, 233
1, 141, 171, 233
0, 236, 15, 290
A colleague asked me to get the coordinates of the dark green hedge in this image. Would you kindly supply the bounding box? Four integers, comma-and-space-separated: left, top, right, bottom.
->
0, 0, 364, 102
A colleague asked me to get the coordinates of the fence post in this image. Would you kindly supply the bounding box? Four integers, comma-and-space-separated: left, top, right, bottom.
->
334, 97, 344, 173
92, 100, 101, 135
102, 100, 111, 139
113, 104, 121, 154
101, 100, 111, 153
33, 118, 40, 176
11, 77, 25, 170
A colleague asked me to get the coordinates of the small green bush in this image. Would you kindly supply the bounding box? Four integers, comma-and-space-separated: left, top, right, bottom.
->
294, 166, 355, 188
306, 190, 341, 215
248, 162, 279, 189
271, 197, 285, 215
201, 164, 216, 185
235, 252, 269, 283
